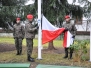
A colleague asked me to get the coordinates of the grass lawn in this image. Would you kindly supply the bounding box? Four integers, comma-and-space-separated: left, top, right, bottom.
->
0, 37, 63, 47
0, 37, 91, 68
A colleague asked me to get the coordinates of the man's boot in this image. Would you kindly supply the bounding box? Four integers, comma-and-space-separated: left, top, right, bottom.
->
69, 48, 74, 59
63, 48, 68, 58
69, 53, 73, 59
16, 50, 19, 55
63, 52, 68, 58
27, 55, 35, 62
19, 49, 22, 55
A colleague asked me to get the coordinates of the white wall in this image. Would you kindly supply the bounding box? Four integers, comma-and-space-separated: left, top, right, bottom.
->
0, 33, 13, 37
75, 21, 91, 31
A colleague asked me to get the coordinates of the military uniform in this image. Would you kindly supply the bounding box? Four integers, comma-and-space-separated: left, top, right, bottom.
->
25, 20, 38, 61
62, 19, 77, 59
62, 20, 77, 36
13, 23, 25, 55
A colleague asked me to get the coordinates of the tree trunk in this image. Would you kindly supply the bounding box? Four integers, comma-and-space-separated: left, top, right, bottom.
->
48, 41, 56, 50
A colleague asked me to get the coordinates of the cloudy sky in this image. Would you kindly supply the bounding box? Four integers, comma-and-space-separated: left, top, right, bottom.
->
25, 0, 35, 5
25, 0, 91, 8
25, 0, 74, 5
68, 0, 91, 4
67, 0, 73, 4
25, 0, 91, 5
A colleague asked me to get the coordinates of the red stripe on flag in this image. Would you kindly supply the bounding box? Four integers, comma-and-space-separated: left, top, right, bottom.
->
42, 28, 65, 44
63, 31, 67, 48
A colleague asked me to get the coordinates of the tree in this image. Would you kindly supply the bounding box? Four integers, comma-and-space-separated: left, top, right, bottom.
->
78, 0, 91, 19
0, 0, 37, 29
0, 0, 28, 6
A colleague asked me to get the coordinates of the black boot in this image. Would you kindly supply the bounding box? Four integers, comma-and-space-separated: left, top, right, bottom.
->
19, 49, 22, 55
69, 53, 73, 59
69, 48, 74, 59
63, 48, 68, 58
27, 55, 35, 62
16, 50, 19, 55
63, 53, 68, 58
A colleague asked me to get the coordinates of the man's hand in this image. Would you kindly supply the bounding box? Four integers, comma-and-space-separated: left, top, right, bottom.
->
34, 23, 38, 27
63, 28, 68, 33
65, 28, 68, 31
72, 35, 75, 38
36, 26, 39, 29
33, 26, 39, 31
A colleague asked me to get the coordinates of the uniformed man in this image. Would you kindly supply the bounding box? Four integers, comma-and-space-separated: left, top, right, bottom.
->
62, 15, 77, 59
13, 17, 25, 55
25, 14, 38, 62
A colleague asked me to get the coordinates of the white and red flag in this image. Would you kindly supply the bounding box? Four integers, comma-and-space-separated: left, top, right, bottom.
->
42, 16, 73, 47
63, 31, 74, 48
42, 16, 64, 44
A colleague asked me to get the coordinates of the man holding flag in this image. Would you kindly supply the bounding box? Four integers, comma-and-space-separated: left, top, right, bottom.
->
25, 14, 38, 62
62, 15, 77, 59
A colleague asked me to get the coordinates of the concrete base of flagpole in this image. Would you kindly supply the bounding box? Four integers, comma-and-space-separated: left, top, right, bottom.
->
36, 58, 42, 60
89, 60, 91, 62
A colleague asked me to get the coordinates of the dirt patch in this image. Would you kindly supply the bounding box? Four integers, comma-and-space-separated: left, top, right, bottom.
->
0, 43, 16, 52
0, 43, 65, 53
42, 48, 65, 54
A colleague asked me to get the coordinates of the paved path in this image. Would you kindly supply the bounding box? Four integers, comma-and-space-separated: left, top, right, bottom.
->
0, 63, 30, 68
0, 63, 84, 68
36, 64, 84, 68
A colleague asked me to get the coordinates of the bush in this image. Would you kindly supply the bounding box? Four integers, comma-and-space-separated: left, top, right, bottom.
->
70, 40, 89, 61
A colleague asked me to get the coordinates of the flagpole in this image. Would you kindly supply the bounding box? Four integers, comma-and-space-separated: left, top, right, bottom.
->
37, 0, 42, 60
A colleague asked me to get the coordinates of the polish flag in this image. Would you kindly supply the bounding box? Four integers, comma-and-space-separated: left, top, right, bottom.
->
42, 16, 74, 47
42, 16, 65, 44
63, 31, 74, 48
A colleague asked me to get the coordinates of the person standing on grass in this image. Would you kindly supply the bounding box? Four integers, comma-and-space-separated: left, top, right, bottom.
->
13, 17, 25, 55
62, 15, 77, 59
25, 14, 38, 62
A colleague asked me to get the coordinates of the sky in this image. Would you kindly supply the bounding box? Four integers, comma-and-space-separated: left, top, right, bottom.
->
25, 0, 91, 5
67, 0, 73, 4
25, 0, 73, 5
25, 0, 74, 5
68, 0, 91, 4
88, 0, 91, 2
25, 0, 35, 5
67, 0, 84, 7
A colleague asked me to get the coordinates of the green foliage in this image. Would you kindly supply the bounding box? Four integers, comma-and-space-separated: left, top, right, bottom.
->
0, 5, 36, 28
0, 0, 35, 29
78, 0, 91, 19
34, 0, 83, 27
70, 40, 90, 61
0, 0, 29, 6
0, 0, 84, 28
